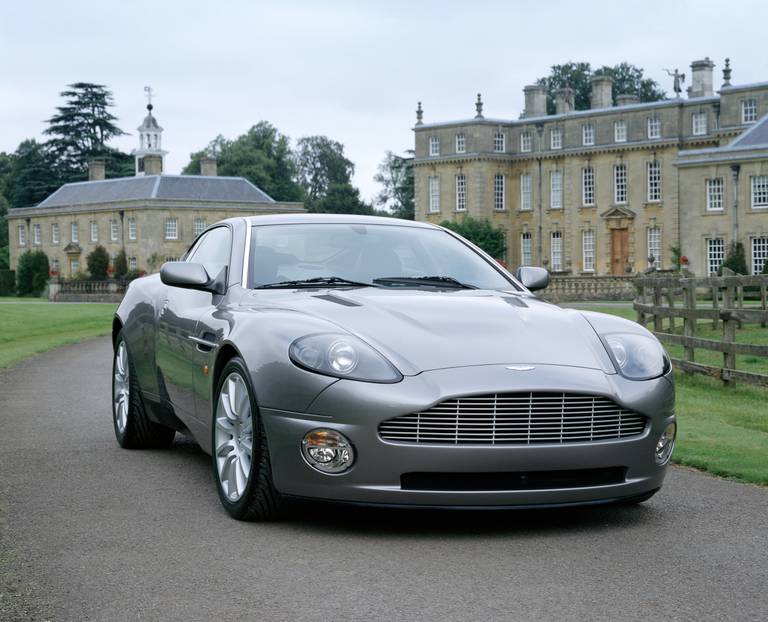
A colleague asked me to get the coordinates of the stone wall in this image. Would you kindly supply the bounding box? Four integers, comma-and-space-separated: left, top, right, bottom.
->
539, 275, 636, 302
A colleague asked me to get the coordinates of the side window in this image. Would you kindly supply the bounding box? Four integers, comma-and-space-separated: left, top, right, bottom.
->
187, 226, 232, 278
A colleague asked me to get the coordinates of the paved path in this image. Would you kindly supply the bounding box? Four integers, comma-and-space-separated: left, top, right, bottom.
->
1, 338, 767, 621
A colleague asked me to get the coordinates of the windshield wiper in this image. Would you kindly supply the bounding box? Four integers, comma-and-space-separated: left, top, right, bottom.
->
373, 276, 477, 289
258, 276, 377, 289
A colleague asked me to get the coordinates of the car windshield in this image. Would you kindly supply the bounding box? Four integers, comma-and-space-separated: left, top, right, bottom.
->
248, 223, 516, 290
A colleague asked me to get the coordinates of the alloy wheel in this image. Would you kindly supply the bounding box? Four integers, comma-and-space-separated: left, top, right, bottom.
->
215, 372, 254, 502
113, 341, 130, 433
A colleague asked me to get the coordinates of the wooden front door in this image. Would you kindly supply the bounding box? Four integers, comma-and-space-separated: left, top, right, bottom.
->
611, 228, 629, 275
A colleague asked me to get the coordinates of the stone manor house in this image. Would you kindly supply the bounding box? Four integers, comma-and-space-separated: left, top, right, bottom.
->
413, 58, 768, 277
7, 101, 303, 276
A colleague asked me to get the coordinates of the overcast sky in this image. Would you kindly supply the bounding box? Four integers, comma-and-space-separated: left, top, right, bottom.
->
0, 0, 762, 203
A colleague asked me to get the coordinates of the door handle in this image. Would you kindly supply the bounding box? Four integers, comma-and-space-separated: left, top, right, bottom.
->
188, 335, 218, 352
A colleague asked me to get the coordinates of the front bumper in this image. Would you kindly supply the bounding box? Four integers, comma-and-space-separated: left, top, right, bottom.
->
260, 364, 675, 507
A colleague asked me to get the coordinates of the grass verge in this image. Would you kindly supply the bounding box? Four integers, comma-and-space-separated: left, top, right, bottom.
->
569, 303, 768, 485
0, 302, 116, 369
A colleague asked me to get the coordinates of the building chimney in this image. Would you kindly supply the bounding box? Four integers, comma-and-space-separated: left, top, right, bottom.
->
555, 87, 574, 114
200, 156, 218, 177
88, 159, 106, 181
522, 84, 547, 118
590, 75, 614, 109
689, 57, 715, 98
616, 94, 640, 107
143, 155, 163, 176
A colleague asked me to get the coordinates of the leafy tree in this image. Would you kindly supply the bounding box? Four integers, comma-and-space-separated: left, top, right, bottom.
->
719, 242, 748, 275
44, 82, 127, 182
114, 249, 128, 279
86, 245, 110, 280
374, 151, 414, 220
314, 183, 373, 215
7, 140, 60, 207
16, 250, 49, 296
183, 123, 304, 201
0, 194, 9, 269
537, 62, 665, 114
439, 217, 506, 259
294, 136, 354, 210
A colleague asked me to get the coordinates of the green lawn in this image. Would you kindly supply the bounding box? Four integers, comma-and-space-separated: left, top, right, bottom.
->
569, 303, 768, 485
0, 301, 116, 369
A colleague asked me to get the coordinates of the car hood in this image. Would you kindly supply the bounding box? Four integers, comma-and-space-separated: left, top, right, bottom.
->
239, 288, 616, 376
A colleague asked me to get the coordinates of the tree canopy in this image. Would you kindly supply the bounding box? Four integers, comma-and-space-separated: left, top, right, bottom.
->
537, 62, 666, 114
439, 217, 506, 259
183, 122, 304, 202
374, 151, 414, 220
294, 136, 355, 210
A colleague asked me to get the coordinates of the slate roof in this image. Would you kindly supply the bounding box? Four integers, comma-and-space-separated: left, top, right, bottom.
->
36, 175, 275, 208
727, 113, 768, 149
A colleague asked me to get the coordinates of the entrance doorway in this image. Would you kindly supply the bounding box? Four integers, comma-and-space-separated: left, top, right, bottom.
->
611, 228, 629, 275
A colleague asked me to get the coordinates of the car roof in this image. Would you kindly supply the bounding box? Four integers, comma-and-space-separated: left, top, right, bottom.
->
238, 213, 439, 228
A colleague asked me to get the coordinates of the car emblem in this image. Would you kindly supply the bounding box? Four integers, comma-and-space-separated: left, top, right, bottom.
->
505, 365, 535, 371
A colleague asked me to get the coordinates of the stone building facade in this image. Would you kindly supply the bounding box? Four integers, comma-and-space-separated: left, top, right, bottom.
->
6, 101, 303, 276
413, 58, 768, 277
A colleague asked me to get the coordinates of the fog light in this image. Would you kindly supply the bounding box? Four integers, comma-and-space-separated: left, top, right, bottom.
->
655, 422, 676, 465
302, 429, 355, 474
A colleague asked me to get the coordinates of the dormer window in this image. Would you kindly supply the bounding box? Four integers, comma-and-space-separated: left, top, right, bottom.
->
429, 136, 440, 156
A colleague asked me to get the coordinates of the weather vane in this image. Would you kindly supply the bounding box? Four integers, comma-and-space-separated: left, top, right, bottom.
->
144, 85, 153, 109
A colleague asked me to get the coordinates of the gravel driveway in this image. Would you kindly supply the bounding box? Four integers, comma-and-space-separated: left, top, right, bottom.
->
1, 337, 767, 621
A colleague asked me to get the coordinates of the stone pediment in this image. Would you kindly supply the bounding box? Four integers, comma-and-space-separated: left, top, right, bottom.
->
63, 242, 82, 254
600, 206, 636, 219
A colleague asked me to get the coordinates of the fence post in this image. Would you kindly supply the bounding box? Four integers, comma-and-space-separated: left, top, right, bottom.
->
722, 284, 736, 383
761, 282, 767, 329
711, 285, 719, 330
683, 280, 696, 363
636, 281, 646, 326
653, 284, 662, 333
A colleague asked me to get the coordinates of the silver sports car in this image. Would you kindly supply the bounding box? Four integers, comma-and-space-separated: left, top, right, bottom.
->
112, 214, 676, 520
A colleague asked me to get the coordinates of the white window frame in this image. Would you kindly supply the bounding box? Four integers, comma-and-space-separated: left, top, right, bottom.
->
128, 256, 138, 271
71, 222, 79, 243
90, 221, 98, 242
520, 131, 532, 153
51, 223, 59, 245
692, 112, 707, 136
550, 231, 563, 272
614, 164, 627, 204
647, 117, 661, 139
520, 232, 532, 266
455, 133, 465, 154
18, 224, 26, 246
110, 220, 119, 242
648, 227, 662, 268
70, 259, 80, 274
742, 99, 757, 124
193, 217, 207, 237
582, 230, 595, 272
493, 174, 506, 211
550, 170, 563, 209
752, 237, 768, 274
751, 175, 768, 209
614, 120, 627, 143
455, 174, 466, 212
706, 178, 724, 211
707, 238, 725, 275
582, 123, 594, 146
550, 127, 562, 150
165, 218, 179, 240
32, 224, 41, 245
646, 161, 661, 203
429, 135, 440, 156
582, 167, 595, 206
520, 173, 532, 211
128, 218, 137, 240
494, 132, 506, 153
428, 176, 440, 213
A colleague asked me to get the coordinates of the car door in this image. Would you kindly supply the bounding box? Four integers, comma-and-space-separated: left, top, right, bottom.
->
155, 225, 232, 426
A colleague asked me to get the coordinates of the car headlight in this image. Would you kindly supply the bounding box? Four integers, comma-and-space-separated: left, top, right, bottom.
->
289, 333, 403, 383
602, 332, 670, 380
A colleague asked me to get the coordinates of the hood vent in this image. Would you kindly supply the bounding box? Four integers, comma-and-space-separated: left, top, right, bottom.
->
312, 293, 361, 307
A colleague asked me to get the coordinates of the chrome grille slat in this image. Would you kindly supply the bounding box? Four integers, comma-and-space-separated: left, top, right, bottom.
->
379, 392, 647, 445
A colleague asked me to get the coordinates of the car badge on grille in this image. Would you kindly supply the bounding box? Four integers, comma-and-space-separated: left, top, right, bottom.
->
505, 365, 535, 371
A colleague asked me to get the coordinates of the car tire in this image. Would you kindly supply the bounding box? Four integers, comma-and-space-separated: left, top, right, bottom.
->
112, 332, 176, 449
212, 357, 282, 521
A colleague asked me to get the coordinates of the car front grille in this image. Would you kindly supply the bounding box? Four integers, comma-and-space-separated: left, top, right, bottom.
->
378, 392, 647, 445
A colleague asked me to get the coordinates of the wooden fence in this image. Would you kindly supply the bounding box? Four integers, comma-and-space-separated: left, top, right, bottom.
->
634, 274, 768, 386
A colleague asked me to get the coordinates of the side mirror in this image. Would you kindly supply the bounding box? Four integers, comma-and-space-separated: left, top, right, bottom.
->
515, 266, 550, 291
160, 262, 224, 294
